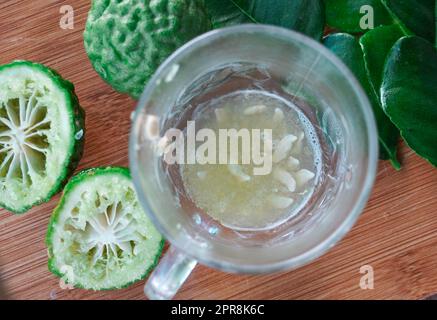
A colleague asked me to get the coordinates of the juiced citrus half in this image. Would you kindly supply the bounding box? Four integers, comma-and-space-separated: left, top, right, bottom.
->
46, 167, 164, 290
0, 61, 85, 213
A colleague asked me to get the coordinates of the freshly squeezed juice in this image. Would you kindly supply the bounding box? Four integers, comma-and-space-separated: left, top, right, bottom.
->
180, 90, 322, 230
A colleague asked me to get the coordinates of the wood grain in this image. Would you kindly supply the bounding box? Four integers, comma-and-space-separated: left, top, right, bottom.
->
0, 0, 436, 300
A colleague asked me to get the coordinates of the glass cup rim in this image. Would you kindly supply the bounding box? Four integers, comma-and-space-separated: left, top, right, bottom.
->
129, 24, 379, 274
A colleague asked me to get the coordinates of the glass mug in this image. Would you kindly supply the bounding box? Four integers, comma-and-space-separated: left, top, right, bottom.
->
129, 25, 378, 300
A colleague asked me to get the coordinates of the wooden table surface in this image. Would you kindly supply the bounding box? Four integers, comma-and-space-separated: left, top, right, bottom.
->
1, 0, 437, 300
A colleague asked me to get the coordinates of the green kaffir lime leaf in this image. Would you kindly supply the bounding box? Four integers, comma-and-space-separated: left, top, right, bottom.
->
381, 36, 437, 167
325, 0, 392, 33
360, 25, 405, 90
324, 33, 400, 168
205, 0, 325, 40
381, 0, 435, 43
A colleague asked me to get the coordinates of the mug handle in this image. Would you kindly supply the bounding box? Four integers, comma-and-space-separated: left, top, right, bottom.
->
144, 246, 197, 300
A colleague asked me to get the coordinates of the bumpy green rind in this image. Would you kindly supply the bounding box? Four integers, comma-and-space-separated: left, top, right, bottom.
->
46, 167, 165, 290
0, 61, 85, 214
84, 0, 212, 99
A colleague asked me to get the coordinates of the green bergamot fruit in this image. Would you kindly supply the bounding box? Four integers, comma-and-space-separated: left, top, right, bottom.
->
0, 61, 85, 214
84, 0, 212, 99
46, 167, 164, 290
